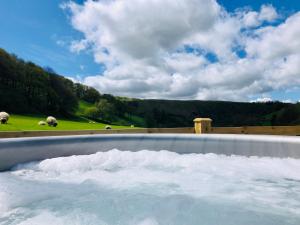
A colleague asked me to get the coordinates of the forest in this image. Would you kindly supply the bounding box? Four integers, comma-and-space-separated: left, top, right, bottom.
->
1, 48, 300, 128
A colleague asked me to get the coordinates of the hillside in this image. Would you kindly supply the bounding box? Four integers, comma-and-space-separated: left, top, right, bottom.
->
123, 99, 300, 127
0, 114, 129, 131
1, 48, 300, 129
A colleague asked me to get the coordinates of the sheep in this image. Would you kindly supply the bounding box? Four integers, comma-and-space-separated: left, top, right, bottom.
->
105, 125, 112, 130
0, 112, 9, 124
46, 116, 58, 127
38, 121, 46, 126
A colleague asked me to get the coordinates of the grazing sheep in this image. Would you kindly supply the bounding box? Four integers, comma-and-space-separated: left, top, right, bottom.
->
105, 125, 112, 130
0, 112, 9, 124
38, 121, 46, 126
46, 116, 58, 127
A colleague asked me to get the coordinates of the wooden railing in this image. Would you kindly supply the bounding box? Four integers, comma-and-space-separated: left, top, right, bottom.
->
0, 127, 194, 138
193, 118, 300, 136
1, 118, 300, 138
211, 125, 300, 136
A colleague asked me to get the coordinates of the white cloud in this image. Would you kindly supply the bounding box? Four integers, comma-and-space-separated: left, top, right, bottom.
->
66, 75, 82, 83
251, 97, 273, 103
164, 52, 208, 73
63, 0, 300, 101
70, 39, 90, 53
259, 4, 278, 22
246, 13, 300, 60
68, 0, 220, 60
281, 99, 293, 103
242, 11, 260, 28
239, 4, 278, 28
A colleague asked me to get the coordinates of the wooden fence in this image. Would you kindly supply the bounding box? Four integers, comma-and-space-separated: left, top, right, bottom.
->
211, 125, 300, 136
0, 127, 194, 138
1, 118, 300, 138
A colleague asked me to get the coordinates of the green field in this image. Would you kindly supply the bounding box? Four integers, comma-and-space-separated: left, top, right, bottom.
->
75, 101, 94, 116
0, 114, 131, 131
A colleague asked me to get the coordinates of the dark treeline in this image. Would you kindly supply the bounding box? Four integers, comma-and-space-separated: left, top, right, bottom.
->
123, 100, 300, 127
0, 48, 100, 116
1, 48, 300, 127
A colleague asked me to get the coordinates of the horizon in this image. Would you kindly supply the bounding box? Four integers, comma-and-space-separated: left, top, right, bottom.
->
1, 0, 300, 102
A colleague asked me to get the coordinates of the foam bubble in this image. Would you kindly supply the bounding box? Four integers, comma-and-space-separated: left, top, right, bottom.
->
1, 150, 300, 225
137, 218, 159, 225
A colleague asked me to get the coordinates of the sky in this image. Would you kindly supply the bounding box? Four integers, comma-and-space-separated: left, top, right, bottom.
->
0, 0, 300, 102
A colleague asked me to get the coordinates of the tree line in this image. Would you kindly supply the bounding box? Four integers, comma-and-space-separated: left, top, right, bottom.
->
0, 48, 100, 115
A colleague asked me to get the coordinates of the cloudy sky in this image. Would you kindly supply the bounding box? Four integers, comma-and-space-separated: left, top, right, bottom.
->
1, 0, 300, 102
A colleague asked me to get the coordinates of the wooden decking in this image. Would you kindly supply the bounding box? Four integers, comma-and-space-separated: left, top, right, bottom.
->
1, 125, 300, 138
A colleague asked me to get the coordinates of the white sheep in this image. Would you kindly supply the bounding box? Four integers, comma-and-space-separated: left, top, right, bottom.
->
38, 121, 46, 126
105, 125, 112, 130
0, 112, 9, 124
46, 116, 58, 127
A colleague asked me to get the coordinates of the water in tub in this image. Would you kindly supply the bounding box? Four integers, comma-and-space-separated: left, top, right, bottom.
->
0, 149, 300, 225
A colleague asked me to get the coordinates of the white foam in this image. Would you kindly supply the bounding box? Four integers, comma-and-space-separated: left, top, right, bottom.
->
1, 149, 300, 225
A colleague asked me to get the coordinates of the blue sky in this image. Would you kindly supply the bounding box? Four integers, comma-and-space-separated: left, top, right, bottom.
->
0, 0, 300, 101
220, 0, 300, 12
0, 0, 101, 77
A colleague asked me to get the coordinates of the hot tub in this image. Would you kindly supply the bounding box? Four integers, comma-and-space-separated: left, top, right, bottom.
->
0, 134, 300, 225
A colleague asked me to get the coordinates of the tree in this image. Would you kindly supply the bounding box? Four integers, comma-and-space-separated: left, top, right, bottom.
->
74, 83, 101, 103
96, 99, 116, 122
84, 107, 100, 119
0, 48, 78, 115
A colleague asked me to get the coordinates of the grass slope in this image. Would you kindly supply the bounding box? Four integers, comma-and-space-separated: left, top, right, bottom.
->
0, 114, 130, 131
76, 100, 146, 127
75, 100, 94, 116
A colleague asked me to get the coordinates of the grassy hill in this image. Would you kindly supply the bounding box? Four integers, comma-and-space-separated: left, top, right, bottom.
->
0, 114, 130, 131
75, 101, 94, 117
0, 100, 137, 131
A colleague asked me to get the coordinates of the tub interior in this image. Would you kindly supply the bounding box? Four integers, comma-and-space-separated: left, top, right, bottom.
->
1, 149, 300, 225
1, 134, 300, 171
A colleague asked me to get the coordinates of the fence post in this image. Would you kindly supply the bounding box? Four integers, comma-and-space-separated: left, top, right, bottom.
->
193, 118, 212, 134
